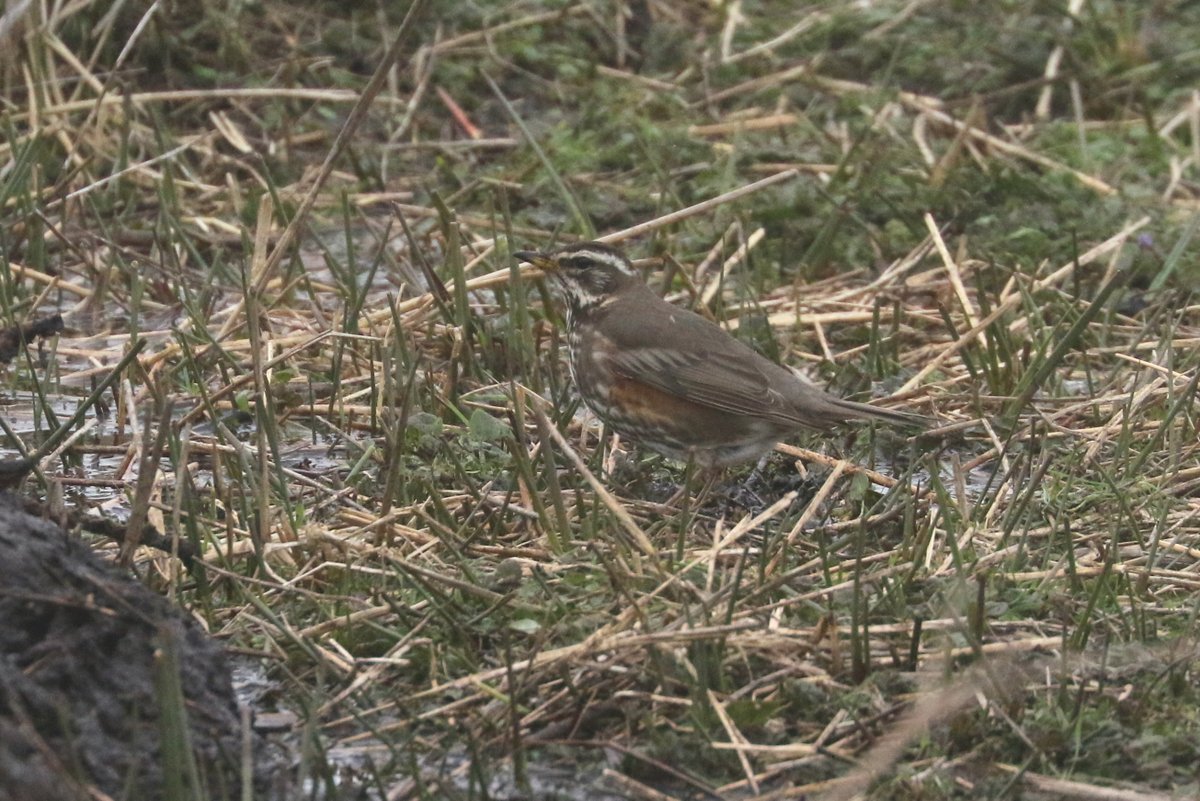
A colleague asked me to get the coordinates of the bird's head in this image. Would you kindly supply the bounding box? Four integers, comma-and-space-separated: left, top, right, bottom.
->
514, 242, 637, 314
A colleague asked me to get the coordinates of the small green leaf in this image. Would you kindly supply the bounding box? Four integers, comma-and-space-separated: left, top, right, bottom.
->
726, 699, 784, 730
509, 618, 540, 634
468, 408, 511, 442
408, 412, 442, 436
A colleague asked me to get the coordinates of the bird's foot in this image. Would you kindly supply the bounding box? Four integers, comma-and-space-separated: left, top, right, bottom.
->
661, 467, 719, 511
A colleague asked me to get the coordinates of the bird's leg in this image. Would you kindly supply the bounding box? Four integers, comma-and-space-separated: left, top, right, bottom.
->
748, 452, 771, 487
725, 452, 771, 513
661, 459, 695, 510
601, 431, 624, 479
694, 469, 720, 508
663, 459, 720, 511
700, 454, 779, 519
601, 430, 644, 493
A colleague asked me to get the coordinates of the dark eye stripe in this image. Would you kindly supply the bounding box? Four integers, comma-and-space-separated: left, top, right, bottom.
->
565, 256, 595, 270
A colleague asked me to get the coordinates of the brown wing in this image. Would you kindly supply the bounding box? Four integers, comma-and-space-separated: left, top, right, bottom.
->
604, 344, 847, 428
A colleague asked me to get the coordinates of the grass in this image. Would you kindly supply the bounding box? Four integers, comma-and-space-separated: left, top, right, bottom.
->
3, 0, 1200, 798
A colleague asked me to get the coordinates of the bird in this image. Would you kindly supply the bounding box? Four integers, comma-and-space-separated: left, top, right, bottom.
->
515, 241, 927, 474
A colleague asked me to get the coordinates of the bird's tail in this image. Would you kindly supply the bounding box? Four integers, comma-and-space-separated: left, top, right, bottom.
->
830, 398, 930, 430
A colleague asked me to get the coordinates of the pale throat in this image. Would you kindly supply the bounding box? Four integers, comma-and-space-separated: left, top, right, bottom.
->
565, 287, 606, 321
559, 271, 617, 322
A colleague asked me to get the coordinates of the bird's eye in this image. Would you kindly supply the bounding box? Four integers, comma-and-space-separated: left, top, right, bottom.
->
565, 256, 595, 270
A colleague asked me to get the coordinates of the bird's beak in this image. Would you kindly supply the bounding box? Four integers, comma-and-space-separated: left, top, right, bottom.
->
514, 250, 557, 273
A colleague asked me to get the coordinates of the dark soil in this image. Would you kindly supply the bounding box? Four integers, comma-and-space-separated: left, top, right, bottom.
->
0, 494, 286, 801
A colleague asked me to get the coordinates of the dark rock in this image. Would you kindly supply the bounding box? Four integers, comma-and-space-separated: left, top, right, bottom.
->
0, 494, 286, 800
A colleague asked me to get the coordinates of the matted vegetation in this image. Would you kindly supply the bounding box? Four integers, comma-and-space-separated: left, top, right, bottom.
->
3, 0, 1199, 798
